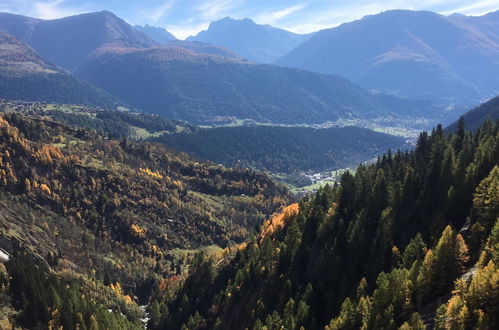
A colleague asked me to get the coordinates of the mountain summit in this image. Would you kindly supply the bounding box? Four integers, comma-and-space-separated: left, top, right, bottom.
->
0, 10, 156, 70
134, 24, 177, 43
188, 17, 311, 63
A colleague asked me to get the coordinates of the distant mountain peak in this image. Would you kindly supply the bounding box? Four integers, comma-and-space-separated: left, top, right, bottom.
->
0, 11, 157, 71
134, 24, 176, 43
188, 16, 311, 63
448, 12, 466, 18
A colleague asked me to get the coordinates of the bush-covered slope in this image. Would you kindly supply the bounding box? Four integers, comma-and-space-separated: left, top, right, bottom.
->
0, 111, 289, 289
151, 118, 498, 329
0, 33, 124, 108
156, 125, 406, 173
77, 46, 443, 126
0, 112, 289, 250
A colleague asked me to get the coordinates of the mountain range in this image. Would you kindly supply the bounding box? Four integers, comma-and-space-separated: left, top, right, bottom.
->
2, 9, 497, 128
276, 10, 499, 106
76, 45, 443, 126
188, 17, 311, 63
0, 21, 445, 128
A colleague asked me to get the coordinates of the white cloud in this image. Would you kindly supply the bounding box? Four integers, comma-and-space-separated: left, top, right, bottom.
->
140, 0, 176, 23
272, 4, 306, 20
255, 4, 306, 25
31, 0, 85, 19
282, 0, 416, 34
196, 0, 245, 20
441, 0, 499, 15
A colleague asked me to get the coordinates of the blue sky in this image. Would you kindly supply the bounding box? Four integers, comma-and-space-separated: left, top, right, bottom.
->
1, 0, 499, 39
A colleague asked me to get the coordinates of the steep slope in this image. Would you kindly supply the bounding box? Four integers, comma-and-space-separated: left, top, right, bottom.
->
150, 118, 499, 329
134, 24, 176, 42
447, 94, 499, 131
277, 10, 499, 106
188, 17, 311, 63
77, 46, 443, 126
155, 125, 406, 173
0, 32, 123, 108
0, 11, 156, 70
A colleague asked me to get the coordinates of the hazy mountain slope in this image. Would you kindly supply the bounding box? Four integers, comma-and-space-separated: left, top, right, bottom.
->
0, 11, 156, 70
277, 10, 499, 105
163, 40, 241, 58
0, 32, 123, 108
134, 24, 176, 42
447, 95, 499, 131
155, 125, 405, 173
77, 46, 442, 125
188, 17, 311, 63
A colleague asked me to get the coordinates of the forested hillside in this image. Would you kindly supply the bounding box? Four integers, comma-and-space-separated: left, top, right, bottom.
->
447, 95, 499, 132
0, 111, 289, 250
156, 125, 406, 173
0, 100, 193, 139
0, 111, 290, 328
150, 118, 498, 329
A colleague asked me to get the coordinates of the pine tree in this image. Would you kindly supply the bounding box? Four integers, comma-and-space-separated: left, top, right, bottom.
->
455, 116, 466, 153
433, 226, 458, 294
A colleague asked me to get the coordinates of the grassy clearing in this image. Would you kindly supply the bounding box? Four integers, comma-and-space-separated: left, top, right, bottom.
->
130, 126, 174, 139
168, 245, 223, 259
